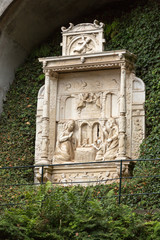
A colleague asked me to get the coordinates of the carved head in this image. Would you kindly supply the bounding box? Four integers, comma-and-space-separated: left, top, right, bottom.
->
106, 118, 116, 129
97, 137, 102, 144
66, 120, 75, 132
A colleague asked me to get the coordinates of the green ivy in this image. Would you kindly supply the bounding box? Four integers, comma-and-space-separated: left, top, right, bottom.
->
105, 0, 160, 159
0, 0, 159, 210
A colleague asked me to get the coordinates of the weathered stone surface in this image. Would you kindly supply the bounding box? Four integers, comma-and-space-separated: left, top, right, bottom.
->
35, 21, 145, 184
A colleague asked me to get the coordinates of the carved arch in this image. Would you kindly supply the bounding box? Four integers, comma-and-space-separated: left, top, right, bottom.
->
79, 121, 91, 146
92, 122, 102, 144
38, 85, 45, 99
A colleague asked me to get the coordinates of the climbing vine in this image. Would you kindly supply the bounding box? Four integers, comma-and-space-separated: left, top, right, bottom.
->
105, 0, 160, 159
0, 0, 159, 204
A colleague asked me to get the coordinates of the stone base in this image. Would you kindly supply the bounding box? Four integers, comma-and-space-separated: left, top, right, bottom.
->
34, 160, 52, 183
52, 162, 119, 186
34, 160, 134, 185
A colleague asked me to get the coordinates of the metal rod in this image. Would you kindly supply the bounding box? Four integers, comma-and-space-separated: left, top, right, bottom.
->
118, 160, 123, 204
41, 166, 44, 184
0, 158, 159, 170
0, 158, 160, 208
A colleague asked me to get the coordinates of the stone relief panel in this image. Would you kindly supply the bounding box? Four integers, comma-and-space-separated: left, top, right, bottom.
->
77, 92, 102, 113
58, 91, 119, 122
53, 118, 119, 164
51, 69, 121, 164
35, 69, 145, 167
68, 35, 97, 55
57, 70, 120, 121
58, 70, 120, 96
132, 117, 144, 159
52, 163, 119, 186
61, 20, 105, 56
35, 21, 146, 186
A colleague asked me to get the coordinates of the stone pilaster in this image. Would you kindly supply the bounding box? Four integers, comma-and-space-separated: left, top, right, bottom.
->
117, 63, 127, 159
41, 69, 50, 161
49, 72, 58, 157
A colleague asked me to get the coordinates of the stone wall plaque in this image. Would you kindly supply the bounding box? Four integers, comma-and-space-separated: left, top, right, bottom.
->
35, 21, 145, 185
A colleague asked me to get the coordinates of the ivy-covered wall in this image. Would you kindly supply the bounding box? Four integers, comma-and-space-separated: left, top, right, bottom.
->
0, 0, 159, 171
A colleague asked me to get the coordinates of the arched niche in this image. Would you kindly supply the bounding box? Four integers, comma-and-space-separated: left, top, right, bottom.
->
132, 76, 145, 104
92, 122, 102, 143
133, 77, 145, 91
80, 121, 91, 146
65, 97, 75, 119
105, 92, 119, 118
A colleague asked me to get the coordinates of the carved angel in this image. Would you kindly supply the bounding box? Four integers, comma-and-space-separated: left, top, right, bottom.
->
73, 36, 92, 54
77, 93, 87, 113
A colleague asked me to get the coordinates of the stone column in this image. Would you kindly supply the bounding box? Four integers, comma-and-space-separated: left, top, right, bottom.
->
35, 69, 52, 183
49, 72, 58, 154
41, 69, 50, 161
117, 63, 127, 159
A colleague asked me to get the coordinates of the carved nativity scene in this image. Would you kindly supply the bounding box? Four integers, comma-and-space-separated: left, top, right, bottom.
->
35, 20, 145, 185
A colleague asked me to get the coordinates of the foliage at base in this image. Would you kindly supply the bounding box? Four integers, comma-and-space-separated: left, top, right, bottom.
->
0, 183, 160, 240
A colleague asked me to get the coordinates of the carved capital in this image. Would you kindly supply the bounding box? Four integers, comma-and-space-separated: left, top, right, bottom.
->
121, 62, 126, 71
44, 69, 51, 76
50, 71, 58, 79
43, 61, 47, 68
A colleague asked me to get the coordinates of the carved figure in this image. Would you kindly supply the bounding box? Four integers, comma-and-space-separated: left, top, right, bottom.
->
103, 118, 119, 160
77, 92, 102, 113
92, 137, 104, 161
82, 138, 90, 147
77, 93, 88, 112
95, 93, 102, 109
73, 36, 92, 54
53, 120, 75, 163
